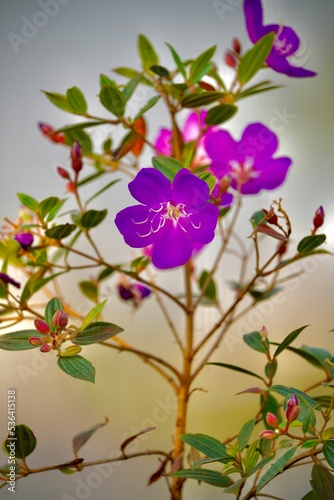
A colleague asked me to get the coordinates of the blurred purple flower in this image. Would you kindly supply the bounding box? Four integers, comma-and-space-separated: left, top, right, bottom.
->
205, 122, 292, 195
117, 278, 151, 307
115, 168, 219, 269
15, 232, 33, 250
244, 0, 316, 78
0, 273, 21, 289
155, 111, 212, 168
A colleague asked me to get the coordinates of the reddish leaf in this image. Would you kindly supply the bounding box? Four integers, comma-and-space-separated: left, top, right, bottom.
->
148, 458, 168, 485
255, 224, 287, 241
131, 116, 146, 156
120, 426, 155, 455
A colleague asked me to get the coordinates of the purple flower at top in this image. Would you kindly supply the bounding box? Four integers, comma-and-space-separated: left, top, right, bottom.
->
244, 0, 316, 78
205, 122, 292, 195
0, 273, 21, 289
15, 233, 33, 250
155, 111, 212, 168
115, 168, 219, 269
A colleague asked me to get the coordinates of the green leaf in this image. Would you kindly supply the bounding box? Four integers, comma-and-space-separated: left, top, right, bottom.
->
72, 321, 123, 345
274, 325, 309, 357
97, 267, 115, 282
310, 463, 334, 500
45, 297, 64, 332
99, 74, 115, 87
199, 270, 217, 302
181, 433, 230, 461
64, 129, 92, 153
138, 34, 159, 70
238, 32, 275, 85
152, 156, 184, 181
256, 446, 298, 492
181, 91, 226, 108
134, 95, 161, 119
250, 209, 266, 229
237, 419, 255, 453
66, 86, 87, 114
112, 67, 153, 87
297, 234, 326, 254
79, 281, 98, 302
54, 121, 107, 134
0, 330, 42, 350
299, 346, 334, 377
189, 45, 216, 84
237, 81, 283, 100
243, 331, 267, 353
57, 355, 95, 383
205, 104, 237, 125
323, 440, 334, 468
6, 425, 37, 459
81, 300, 107, 330
43, 91, 73, 113
81, 209, 107, 229
100, 85, 126, 117
166, 43, 186, 79
20, 270, 65, 305
39, 196, 61, 220
171, 468, 233, 488
17, 193, 39, 211
45, 223, 77, 239
206, 362, 266, 383
73, 417, 109, 455
122, 74, 142, 101
243, 439, 260, 474
149, 65, 170, 78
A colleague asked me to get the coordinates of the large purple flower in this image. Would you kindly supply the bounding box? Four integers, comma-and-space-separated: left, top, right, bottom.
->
205, 122, 292, 195
244, 0, 316, 78
115, 168, 219, 269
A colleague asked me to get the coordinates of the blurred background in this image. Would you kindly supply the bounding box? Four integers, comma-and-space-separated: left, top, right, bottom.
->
1, 0, 334, 498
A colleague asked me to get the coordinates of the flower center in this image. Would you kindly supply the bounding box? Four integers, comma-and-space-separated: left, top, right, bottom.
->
229, 157, 259, 186
274, 36, 292, 56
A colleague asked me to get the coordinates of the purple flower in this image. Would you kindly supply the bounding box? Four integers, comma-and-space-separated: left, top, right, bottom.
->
155, 111, 212, 168
205, 122, 292, 195
115, 168, 219, 269
0, 273, 21, 289
15, 232, 33, 250
117, 278, 151, 307
244, 0, 316, 78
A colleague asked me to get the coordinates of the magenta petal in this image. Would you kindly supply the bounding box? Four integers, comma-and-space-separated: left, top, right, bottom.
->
240, 123, 278, 163
257, 157, 292, 189
129, 168, 172, 206
179, 204, 219, 243
182, 112, 202, 142
266, 25, 300, 56
154, 128, 172, 156
151, 225, 193, 269
115, 205, 159, 247
205, 130, 239, 178
172, 169, 209, 207
244, 0, 265, 42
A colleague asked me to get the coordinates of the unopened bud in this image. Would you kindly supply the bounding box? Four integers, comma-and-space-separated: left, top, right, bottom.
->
259, 429, 277, 440
34, 319, 50, 334
38, 122, 65, 144
278, 241, 288, 256
313, 206, 325, 231
286, 394, 300, 422
40, 344, 52, 353
15, 233, 33, 250
232, 37, 241, 54
29, 337, 43, 347
57, 167, 70, 179
265, 412, 279, 428
66, 181, 76, 193
70, 141, 83, 173
52, 309, 68, 329
263, 208, 278, 225
198, 81, 216, 91
260, 325, 268, 338
224, 51, 237, 68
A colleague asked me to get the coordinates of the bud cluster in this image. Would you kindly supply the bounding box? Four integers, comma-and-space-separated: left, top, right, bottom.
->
29, 309, 69, 353
260, 394, 301, 441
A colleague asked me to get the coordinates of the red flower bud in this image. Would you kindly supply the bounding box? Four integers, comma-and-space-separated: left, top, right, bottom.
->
66, 181, 76, 193
38, 122, 65, 144
57, 167, 71, 179
34, 319, 50, 334
232, 37, 241, 54
278, 241, 288, 256
313, 206, 325, 231
198, 81, 216, 91
286, 394, 300, 422
52, 309, 68, 329
259, 429, 277, 440
224, 51, 237, 68
29, 337, 43, 347
40, 344, 52, 353
263, 208, 278, 225
266, 412, 279, 428
70, 141, 83, 173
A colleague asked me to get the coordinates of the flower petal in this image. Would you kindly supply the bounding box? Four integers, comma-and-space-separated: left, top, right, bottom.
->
240, 123, 278, 164
266, 53, 317, 77
206, 129, 239, 177
179, 204, 219, 243
244, 0, 266, 43
151, 224, 193, 269
182, 112, 202, 142
257, 157, 292, 190
172, 169, 210, 208
115, 205, 161, 247
128, 168, 172, 206
154, 128, 172, 156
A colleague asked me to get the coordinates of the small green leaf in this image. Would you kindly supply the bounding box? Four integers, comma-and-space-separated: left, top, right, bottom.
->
45, 297, 64, 332
243, 439, 260, 474
297, 234, 326, 254
323, 440, 334, 468
122, 74, 142, 101
73, 417, 109, 455
100, 85, 126, 117
256, 446, 298, 492
171, 469, 233, 488
45, 223, 77, 240
237, 419, 255, 452
97, 268, 115, 282
72, 321, 123, 345
189, 46, 216, 84
39, 196, 61, 220
66, 86, 87, 114
310, 463, 334, 500
134, 95, 161, 119
152, 156, 184, 181
43, 91, 73, 113
138, 34, 159, 70
0, 330, 42, 350
243, 331, 267, 353
207, 362, 266, 383
57, 355, 95, 383
17, 193, 39, 211
274, 325, 309, 357
6, 425, 37, 459
149, 65, 170, 78
205, 104, 237, 125
250, 209, 266, 229
166, 43, 186, 79
199, 270, 217, 302
81, 209, 107, 229
81, 300, 107, 330
58, 345, 82, 357
79, 281, 98, 302
181, 91, 226, 108
238, 32, 275, 85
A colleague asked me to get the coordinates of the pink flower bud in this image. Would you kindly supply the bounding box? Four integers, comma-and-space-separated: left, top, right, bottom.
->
38, 122, 65, 144
29, 337, 43, 347
313, 206, 325, 230
52, 309, 68, 329
224, 51, 237, 68
286, 394, 300, 422
34, 319, 50, 334
70, 141, 83, 173
66, 181, 76, 193
40, 344, 52, 353
260, 325, 268, 338
259, 429, 277, 440
232, 37, 241, 54
57, 167, 70, 179
265, 412, 279, 428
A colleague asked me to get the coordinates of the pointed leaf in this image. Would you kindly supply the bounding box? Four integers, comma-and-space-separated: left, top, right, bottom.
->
152, 155, 184, 181
166, 43, 186, 78
42, 91, 73, 113
78, 281, 98, 302
189, 46, 216, 84
138, 34, 159, 70
205, 104, 237, 125
199, 270, 217, 302
66, 86, 87, 114
181, 434, 231, 461
207, 362, 266, 383
323, 440, 334, 468
149, 65, 170, 78
81, 300, 107, 330
255, 223, 287, 240
310, 463, 334, 500
237, 419, 255, 452
256, 446, 298, 492
181, 91, 226, 108
57, 355, 95, 383
297, 234, 326, 254
72, 321, 123, 345
0, 330, 43, 350
64, 129, 92, 153
238, 32, 275, 85
45, 223, 77, 240
17, 193, 39, 212
100, 85, 126, 117
243, 331, 267, 353
81, 209, 107, 229
120, 427, 155, 454
73, 417, 109, 455
171, 468, 233, 488
274, 325, 309, 357
134, 95, 161, 119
